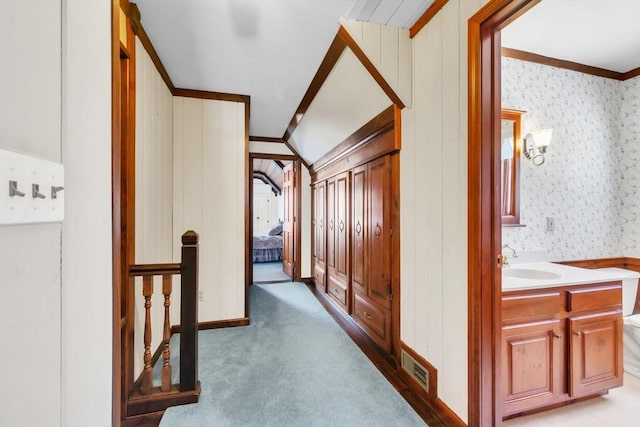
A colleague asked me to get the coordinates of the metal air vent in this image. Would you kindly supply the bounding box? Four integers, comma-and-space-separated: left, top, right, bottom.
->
401, 349, 429, 392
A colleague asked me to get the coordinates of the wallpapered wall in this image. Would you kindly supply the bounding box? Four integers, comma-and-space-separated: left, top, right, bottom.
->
620, 77, 640, 258
502, 58, 640, 261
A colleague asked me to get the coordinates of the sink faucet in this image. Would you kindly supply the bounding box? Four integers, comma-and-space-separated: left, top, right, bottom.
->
502, 244, 518, 266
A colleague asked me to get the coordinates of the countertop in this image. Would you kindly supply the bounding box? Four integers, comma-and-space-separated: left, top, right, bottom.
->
502, 262, 639, 292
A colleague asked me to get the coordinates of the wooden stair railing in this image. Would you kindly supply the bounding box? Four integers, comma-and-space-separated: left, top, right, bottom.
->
126, 230, 201, 417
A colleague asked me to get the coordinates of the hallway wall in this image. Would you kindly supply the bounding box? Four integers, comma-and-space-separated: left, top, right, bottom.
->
0, 2, 62, 425
173, 97, 247, 321
134, 37, 175, 375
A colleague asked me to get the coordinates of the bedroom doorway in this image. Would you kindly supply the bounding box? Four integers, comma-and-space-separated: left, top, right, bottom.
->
248, 154, 301, 285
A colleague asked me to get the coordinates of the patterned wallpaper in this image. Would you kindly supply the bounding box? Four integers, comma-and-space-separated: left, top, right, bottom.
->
501, 58, 640, 261
620, 76, 640, 257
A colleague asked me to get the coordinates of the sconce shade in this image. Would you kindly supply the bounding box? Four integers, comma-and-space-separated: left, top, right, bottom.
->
523, 128, 553, 166
531, 128, 553, 151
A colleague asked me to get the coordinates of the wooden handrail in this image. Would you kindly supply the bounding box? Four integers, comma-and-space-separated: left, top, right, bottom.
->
129, 263, 181, 276
126, 230, 200, 417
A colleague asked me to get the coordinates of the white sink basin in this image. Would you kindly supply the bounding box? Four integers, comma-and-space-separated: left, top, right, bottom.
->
503, 268, 562, 280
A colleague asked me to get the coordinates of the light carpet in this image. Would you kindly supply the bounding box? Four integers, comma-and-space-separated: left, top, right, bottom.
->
253, 261, 291, 283
158, 282, 426, 427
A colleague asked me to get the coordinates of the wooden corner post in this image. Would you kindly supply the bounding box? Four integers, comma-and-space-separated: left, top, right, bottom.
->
180, 230, 199, 391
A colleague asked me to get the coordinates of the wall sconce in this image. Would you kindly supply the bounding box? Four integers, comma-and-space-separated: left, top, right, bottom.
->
523, 129, 552, 166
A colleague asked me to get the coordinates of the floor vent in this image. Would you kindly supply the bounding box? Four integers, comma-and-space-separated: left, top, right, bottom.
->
401, 349, 429, 392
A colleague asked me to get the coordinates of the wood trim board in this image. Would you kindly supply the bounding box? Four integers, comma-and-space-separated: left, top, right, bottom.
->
409, 0, 450, 39
502, 47, 625, 81
282, 33, 347, 143
468, 1, 540, 425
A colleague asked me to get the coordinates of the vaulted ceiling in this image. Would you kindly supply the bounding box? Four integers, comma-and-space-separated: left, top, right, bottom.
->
133, 0, 433, 139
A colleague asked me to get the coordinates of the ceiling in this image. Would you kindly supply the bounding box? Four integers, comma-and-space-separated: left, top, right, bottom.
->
253, 158, 290, 192
502, 0, 640, 73
134, 0, 433, 139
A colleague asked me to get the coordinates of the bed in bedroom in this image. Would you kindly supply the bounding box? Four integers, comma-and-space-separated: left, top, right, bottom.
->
252, 235, 283, 263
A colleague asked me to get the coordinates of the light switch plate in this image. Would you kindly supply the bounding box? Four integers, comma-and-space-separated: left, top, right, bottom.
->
0, 148, 64, 225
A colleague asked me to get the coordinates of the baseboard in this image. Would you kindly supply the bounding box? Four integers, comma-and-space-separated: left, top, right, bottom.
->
170, 317, 250, 335
198, 317, 250, 330
398, 342, 465, 426
399, 342, 438, 400
301, 277, 313, 286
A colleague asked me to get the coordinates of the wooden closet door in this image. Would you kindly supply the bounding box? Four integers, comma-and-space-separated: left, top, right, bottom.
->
326, 179, 336, 272
367, 155, 391, 310
314, 182, 326, 264
351, 164, 367, 294
282, 163, 295, 278
312, 181, 326, 291
335, 172, 349, 280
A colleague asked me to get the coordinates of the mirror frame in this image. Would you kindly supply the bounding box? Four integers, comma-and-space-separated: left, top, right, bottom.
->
501, 109, 524, 226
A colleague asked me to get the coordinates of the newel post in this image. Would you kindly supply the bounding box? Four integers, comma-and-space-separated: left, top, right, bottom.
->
180, 230, 199, 391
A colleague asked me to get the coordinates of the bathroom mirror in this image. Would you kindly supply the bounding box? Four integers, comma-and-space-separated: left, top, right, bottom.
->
501, 109, 524, 226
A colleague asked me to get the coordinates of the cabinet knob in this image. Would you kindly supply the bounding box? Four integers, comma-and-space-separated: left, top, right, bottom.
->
374, 223, 382, 238
339, 220, 345, 232
356, 221, 362, 235
553, 334, 562, 339
573, 332, 581, 337
363, 311, 373, 320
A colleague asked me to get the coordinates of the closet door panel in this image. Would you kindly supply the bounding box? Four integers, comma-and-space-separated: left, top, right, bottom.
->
316, 182, 325, 263
352, 165, 367, 294
368, 155, 392, 310
326, 179, 336, 270
336, 172, 349, 278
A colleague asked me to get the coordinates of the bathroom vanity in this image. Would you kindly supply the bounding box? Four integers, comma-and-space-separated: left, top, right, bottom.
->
502, 263, 626, 417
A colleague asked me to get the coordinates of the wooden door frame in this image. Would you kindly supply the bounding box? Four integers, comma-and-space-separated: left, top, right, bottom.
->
246, 154, 302, 299
467, 0, 539, 425
112, 0, 137, 424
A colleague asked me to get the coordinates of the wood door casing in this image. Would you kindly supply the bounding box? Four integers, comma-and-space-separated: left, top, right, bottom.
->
502, 319, 563, 416
326, 179, 336, 272
282, 163, 295, 278
367, 155, 392, 309
568, 311, 623, 398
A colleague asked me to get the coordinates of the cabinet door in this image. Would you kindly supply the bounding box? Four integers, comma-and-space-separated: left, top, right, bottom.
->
367, 155, 391, 309
502, 319, 563, 416
312, 182, 326, 292
326, 179, 336, 271
351, 165, 367, 294
335, 172, 349, 279
568, 311, 623, 398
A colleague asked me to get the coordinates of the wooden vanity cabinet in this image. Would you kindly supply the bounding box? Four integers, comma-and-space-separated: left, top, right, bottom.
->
502, 283, 623, 418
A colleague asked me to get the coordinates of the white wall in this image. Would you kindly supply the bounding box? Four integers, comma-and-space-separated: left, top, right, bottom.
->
61, 0, 113, 425
0, 2, 62, 425
621, 76, 640, 258
249, 141, 294, 156
400, 0, 484, 421
134, 37, 174, 375
502, 58, 624, 261
340, 18, 412, 108
173, 97, 246, 321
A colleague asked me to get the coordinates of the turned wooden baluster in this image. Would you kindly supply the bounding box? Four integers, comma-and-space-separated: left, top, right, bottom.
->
161, 274, 172, 392
141, 276, 153, 395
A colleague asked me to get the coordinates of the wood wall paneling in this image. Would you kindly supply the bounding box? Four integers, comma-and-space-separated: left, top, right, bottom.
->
173, 97, 246, 323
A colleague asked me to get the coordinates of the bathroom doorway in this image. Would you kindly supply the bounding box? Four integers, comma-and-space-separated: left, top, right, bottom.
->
469, 0, 640, 425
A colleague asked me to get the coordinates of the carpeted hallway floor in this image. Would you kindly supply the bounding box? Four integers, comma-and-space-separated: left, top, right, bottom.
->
158, 282, 426, 427
252, 261, 291, 283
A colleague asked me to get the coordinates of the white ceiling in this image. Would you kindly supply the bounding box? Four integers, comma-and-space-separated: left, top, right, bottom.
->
134, 0, 432, 139
502, 0, 640, 73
